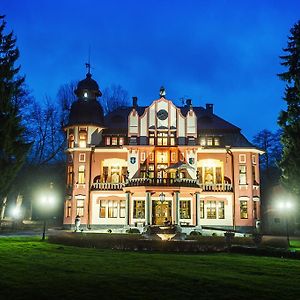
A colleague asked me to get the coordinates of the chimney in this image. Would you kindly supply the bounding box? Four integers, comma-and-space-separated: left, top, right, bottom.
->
206, 103, 214, 114
186, 99, 192, 108
132, 96, 138, 108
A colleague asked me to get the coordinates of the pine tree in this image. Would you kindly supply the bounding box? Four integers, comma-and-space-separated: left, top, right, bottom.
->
278, 21, 300, 201
0, 15, 31, 219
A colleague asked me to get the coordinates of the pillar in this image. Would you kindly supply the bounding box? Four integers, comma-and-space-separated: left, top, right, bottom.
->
125, 192, 130, 225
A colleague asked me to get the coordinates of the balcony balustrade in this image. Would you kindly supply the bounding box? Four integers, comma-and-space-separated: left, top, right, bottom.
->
126, 177, 199, 188
199, 183, 233, 192
91, 182, 125, 190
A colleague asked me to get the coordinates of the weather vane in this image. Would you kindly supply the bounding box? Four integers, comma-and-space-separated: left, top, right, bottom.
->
85, 46, 92, 74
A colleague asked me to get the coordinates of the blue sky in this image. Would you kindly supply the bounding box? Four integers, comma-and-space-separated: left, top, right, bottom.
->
2, 0, 300, 139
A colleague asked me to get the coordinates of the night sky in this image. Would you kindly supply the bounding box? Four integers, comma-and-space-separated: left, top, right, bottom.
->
2, 0, 300, 139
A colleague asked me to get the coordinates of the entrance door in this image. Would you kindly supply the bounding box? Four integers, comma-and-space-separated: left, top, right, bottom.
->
152, 201, 172, 225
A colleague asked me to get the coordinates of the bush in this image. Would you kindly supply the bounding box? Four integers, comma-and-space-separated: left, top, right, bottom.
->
126, 228, 140, 234
190, 231, 202, 236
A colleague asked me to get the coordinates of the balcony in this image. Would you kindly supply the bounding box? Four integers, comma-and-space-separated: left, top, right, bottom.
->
91, 182, 125, 191
126, 177, 200, 188
199, 183, 233, 192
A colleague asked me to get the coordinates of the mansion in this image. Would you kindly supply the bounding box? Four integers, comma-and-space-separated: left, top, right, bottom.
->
63, 71, 262, 233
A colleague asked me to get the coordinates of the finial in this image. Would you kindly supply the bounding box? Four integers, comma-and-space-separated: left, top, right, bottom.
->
85, 46, 92, 76
160, 86, 166, 98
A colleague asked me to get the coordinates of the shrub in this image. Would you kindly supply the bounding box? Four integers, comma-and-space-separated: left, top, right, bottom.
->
190, 231, 202, 236
107, 229, 112, 234
126, 228, 140, 234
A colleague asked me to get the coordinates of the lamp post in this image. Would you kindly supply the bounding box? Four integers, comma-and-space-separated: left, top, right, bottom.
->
40, 183, 55, 241
278, 201, 292, 247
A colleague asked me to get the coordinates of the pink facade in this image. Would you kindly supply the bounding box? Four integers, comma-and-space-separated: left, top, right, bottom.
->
63, 74, 262, 233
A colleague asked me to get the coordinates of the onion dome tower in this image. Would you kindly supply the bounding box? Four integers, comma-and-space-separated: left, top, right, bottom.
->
67, 67, 104, 127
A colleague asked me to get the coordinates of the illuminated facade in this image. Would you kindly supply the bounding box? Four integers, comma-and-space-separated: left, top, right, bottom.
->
63, 72, 262, 233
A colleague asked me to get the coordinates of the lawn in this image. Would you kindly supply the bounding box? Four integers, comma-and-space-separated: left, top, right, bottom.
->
0, 237, 299, 300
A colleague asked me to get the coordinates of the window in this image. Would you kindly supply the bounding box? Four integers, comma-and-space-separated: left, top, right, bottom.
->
66, 200, 72, 217
214, 137, 220, 146
200, 200, 204, 218
67, 165, 73, 186
119, 137, 124, 146
103, 166, 108, 182
207, 201, 216, 219
148, 164, 155, 178
108, 200, 118, 218
218, 201, 225, 219
239, 165, 247, 184
112, 137, 118, 146
100, 200, 106, 218
252, 165, 256, 184
68, 133, 74, 148
180, 200, 191, 219
204, 167, 214, 184
207, 137, 213, 146
120, 200, 126, 218
200, 137, 206, 146
240, 201, 248, 219
133, 200, 145, 219
239, 154, 246, 163
78, 165, 85, 184
149, 131, 155, 145
170, 132, 176, 146
84, 91, 88, 98
76, 199, 84, 217
79, 129, 87, 148
149, 152, 154, 162
105, 137, 111, 145
252, 154, 256, 164
79, 153, 85, 162
253, 201, 258, 219
216, 167, 222, 184
157, 131, 168, 146
141, 152, 146, 162
171, 151, 176, 162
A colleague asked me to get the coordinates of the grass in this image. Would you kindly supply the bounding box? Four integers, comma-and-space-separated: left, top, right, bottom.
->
290, 240, 300, 251
0, 237, 300, 300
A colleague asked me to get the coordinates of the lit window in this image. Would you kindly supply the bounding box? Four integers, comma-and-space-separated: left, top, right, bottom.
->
120, 200, 126, 218
157, 131, 168, 146
171, 152, 176, 162
79, 153, 85, 162
149, 152, 154, 162
214, 137, 220, 146
149, 131, 155, 145
207, 201, 216, 219
67, 165, 73, 186
200, 200, 204, 218
111, 137, 118, 146
78, 165, 85, 184
180, 200, 191, 219
100, 200, 106, 218
66, 200, 72, 217
170, 132, 176, 146
68, 133, 74, 148
240, 201, 248, 219
133, 200, 145, 219
239, 165, 247, 185
76, 199, 84, 217
105, 137, 111, 145
200, 137, 206, 146
141, 152, 146, 162
108, 200, 118, 218
84, 92, 88, 98
119, 137, 124, 146
252, 154, 256, 164
207, 137, 213, 146
218, 201, 225, 219
79, 129, 87, 148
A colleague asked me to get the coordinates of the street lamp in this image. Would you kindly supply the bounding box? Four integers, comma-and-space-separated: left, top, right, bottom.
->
277, 201, 293, 247
40, 186, 55, 241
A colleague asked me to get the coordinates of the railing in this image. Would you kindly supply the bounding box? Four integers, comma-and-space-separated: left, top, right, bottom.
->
199, 183, 233, 192
126, 177, 199, 188
91, 182, 125, 190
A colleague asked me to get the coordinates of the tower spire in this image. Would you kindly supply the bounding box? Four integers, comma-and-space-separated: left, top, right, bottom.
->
85, 46, 91, 75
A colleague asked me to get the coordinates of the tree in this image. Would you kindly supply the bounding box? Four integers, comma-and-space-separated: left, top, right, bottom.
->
0, 15, 31, 220
101, 84, 129, 115
252, 129, 282, 171
278, 21, 300, 199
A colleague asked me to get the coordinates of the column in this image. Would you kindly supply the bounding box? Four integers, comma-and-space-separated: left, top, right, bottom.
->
145, 192, 151, 225
174, 191, 180, 225
125, 192, 130, 225
196, 192, 200, 227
